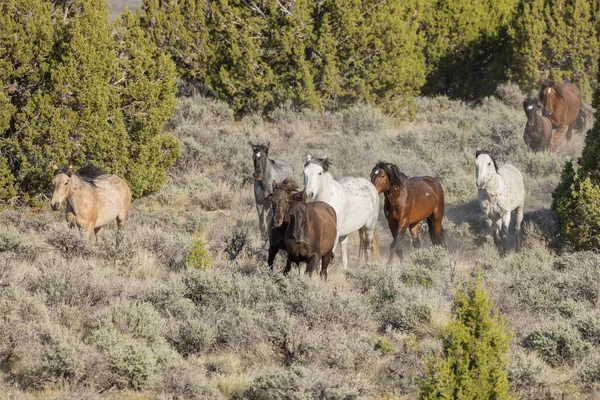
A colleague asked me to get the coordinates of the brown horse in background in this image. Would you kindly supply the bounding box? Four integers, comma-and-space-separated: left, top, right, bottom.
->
370, 162, 445, 266
270, 178, 337, 280
538, 80, 586, 147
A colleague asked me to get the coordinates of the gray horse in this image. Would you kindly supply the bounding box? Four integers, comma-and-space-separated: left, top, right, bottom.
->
249, 142, 293, 239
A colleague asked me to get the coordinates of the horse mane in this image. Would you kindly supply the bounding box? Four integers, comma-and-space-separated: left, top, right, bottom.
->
275, 178, 299, 194
475, 150, 499, 173
77, 165, 107, 187
375, 161, 408, 187
305, 157, 331, 172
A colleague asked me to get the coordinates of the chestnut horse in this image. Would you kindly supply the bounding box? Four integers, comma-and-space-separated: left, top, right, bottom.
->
370, 162, 445, 265
270, 179, 337, 280
523, 98, 553, 152
538, 80, 586, 146
51, 165, 131, 243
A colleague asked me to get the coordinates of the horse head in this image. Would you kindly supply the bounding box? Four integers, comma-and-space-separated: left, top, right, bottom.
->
538, 79, 559, 116
270, 178, 298, 227
289, 192, 308, 243
370, 163, 392, 194
51, 164, 73, 210
303, 155, 331, 200
523, 98, 540, 127
475, 151, 499, 190
249, 141, 269, 180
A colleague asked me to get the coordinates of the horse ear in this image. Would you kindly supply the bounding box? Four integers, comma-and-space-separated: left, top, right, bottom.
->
272, 179, 277, 188
248, 141, 254, 148
554, 80, 558, 86
475, 150, 482, 159
306, 154, 312, 162
67, 164, 73, 171
52, 164, 58, 170
301, 191, 307, 202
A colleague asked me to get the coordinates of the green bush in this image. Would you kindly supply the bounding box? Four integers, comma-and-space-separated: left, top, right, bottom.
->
186, 228, 211, 269
523, 322, 587, 367
420, 274, 513, 399
89, 327, 157, 390
0, 0, 178, 203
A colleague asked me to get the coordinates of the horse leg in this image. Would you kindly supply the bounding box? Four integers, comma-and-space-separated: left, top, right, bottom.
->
500, 213, 511, 257
256, 204, 267, 240
490, 218, 502, 253
566, 124, 574, 141
267, 245, 278, 271
94, 226, 104, 244
551, 123, 566, 149
515, 205, 524, 252
388, 225, 408, 266
321, 252, 332, 281
339, 235, 349, 270
409, 223, 421, 249
283, 256, 293, 275
363, 226, 375, 263
305, 255, 319, 277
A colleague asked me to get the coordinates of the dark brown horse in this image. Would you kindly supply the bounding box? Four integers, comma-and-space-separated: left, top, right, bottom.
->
270, 179, 337, 280
538, 80, 586, 146
523, 98, 553, 152
370, 162, 445, 265
267, 179, 298, 271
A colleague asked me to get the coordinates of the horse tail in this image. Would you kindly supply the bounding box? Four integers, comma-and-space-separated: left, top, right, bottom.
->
358, 227, 380, 263
575, 106, 588, 132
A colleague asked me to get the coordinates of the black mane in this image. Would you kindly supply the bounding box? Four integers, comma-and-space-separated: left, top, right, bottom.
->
54, 164, 107, 186
375, 162, 408, 187
305, 157, 331, 172
475, 150, 499, 173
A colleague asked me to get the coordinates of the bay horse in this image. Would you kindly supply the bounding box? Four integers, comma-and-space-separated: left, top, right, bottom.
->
475, 150, 525, 256
538, 80, 586, 147
523, 98, 553, 152
51, 165, 132, 243
249, 142, 293, 240
266, 179, 298, 271
370, 162, 445, 265
303, 155, 379, 269
270, 178, 337, 279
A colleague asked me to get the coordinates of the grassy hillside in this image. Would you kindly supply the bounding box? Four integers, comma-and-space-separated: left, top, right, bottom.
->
1, 85, 598, 399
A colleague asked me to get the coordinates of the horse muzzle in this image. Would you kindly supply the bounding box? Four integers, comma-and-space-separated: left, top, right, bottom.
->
50, 202, 60, 211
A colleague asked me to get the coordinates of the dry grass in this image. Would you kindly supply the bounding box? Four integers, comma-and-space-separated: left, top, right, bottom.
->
0, 90, 596, 399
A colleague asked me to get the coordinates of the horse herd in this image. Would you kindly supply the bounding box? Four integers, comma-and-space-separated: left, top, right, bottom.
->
48, 80, 587, 279
523, 80, 588, 152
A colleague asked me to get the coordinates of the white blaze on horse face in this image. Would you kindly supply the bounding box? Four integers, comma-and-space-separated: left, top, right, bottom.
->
475, 154, 494, 189
527, 105, 533, 110
255, 153, 261, 158
303, 162, 324, 200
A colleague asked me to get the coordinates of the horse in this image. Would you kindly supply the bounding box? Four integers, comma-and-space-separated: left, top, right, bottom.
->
249, 142, 293, 240
303, 155, 379, 269
65, 165, 107, 227
51, 165, 132, 243
475, 150, 525, 256
266, 179, 298, 271
523, 98, 553, 152
538, 80, 586, 147
370, 162, 445, 265
270, 184, 337, 280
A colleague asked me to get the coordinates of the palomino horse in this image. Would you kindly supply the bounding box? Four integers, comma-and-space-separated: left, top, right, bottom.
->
249, 142, 293, 239
51, 165, 132, 243
270, 178, 337, 280
370, 162, 445, 265
303, 155, 379, 269
538, 80, 586, 147
475, 151, 525, 256
523, 98, 553, 152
